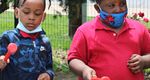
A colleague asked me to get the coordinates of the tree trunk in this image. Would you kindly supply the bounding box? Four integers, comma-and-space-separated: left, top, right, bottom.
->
68, 0, 82, 38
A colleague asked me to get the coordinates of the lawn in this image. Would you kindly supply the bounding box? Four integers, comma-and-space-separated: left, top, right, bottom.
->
142, 21, 150, 29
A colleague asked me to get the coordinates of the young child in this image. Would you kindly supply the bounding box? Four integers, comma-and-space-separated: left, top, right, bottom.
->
67, 0, 150, 80
0, 0, 54, 80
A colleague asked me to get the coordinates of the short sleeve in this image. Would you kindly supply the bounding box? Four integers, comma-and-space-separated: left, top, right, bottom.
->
67, 28, 88, 64
141, 28, 150, 54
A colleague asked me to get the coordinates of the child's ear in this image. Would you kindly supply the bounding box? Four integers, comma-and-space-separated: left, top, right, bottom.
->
14, 8, 19, 19
42, 13, 46, 22
94, 4, 100, 13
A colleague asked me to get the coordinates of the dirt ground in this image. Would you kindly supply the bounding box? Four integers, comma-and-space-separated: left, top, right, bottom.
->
54, 71, 77, 80
53, 71, 150, 80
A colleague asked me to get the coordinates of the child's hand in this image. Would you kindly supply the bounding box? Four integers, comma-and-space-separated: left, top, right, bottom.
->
127, 54, 144, 74
37, 73, 51, 80
0, 55, 9, 70
82, 66, 96, 80
91, 75, 101, 80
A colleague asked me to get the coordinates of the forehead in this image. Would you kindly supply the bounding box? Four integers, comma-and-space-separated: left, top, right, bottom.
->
20, 0, 44, 6
20, 0, 44, 9
100, 0, 126, 3
22, 0, 44, 4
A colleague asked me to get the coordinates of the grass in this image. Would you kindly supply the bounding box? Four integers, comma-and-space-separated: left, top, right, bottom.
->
0, 11, 15, 32
143, 22, 150, 29
42, 15, 71, 50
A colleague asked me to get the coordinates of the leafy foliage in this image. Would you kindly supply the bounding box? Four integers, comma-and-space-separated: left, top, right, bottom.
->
0, 0, 12, 13
53, 49, 69, 73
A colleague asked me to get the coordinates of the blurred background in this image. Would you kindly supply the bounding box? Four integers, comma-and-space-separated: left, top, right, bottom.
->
0, 0, 150, 80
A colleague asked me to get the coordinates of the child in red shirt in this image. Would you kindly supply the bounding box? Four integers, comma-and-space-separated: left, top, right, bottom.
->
68, 0, 150, 80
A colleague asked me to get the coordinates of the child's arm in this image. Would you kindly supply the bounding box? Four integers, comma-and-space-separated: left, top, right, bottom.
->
0, 33, 11, 70
38, 38, 54, 80
128, 28, 150, 73
128, 54, 150, 74
69, 59, 96, 80
141, 54, 150, 68
0, 55, 7, 70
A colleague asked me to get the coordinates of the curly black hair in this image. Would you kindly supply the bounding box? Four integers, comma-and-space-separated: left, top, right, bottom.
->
14, 0, 51, 10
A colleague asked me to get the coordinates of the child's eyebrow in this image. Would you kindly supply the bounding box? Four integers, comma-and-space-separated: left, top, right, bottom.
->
32, 8, 44, 13
120, 0, 126, 3
35, 9, 44, 12
21, 7, 30, 10
115, 0, 126, 4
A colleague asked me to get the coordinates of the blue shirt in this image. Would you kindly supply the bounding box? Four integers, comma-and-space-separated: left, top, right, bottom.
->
0, 29, 54, 80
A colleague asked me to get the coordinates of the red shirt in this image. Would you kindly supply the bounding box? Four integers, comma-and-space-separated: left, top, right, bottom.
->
68, 16, 150, 80
20, 30, 39, 40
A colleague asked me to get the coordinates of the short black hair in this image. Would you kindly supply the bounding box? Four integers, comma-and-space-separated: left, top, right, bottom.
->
96, 0, 102, 3
14, 0, 51, 10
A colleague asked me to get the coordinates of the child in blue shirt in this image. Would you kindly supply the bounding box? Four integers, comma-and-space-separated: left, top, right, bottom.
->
0, 0, 54, 80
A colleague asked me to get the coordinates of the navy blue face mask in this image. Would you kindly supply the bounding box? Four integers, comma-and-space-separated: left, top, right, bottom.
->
100, 10, 127, 28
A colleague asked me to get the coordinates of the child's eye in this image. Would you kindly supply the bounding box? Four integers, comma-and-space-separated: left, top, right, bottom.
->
107, 4, 115, 8
23, 11, 30, 14
22, 9, 30, 14
35, 13, 42, 16
120, 2, 126, 7
34, 12, 42, 16
34, 10, 43, 16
